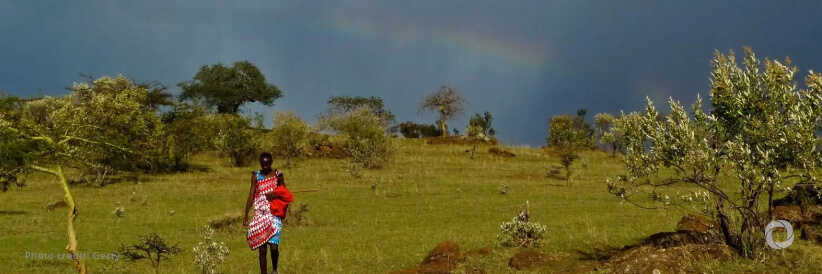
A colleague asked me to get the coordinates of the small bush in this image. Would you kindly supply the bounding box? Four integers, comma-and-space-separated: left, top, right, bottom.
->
498, 184, 509, 195
193, 225, 229, 274
319, 107, 395, 168
546, 165, 563, 179
119, 233, 181, 274
348, 136, 395, 169
112, 203, 125, 218
284, 202, 311, 226
268, 111, 310, 168
345, 161, 364, 178
497, 212, 547, 248
211, 114, 259, 167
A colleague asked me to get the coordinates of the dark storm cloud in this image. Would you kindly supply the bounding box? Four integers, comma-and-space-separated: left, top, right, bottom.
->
2, 1, 822, 145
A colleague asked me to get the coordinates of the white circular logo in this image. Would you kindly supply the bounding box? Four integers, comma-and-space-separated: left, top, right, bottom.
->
765, 220, 794, 249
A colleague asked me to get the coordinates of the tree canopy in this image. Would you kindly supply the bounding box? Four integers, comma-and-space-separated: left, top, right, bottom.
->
420, 86, 465, 136
178, 61, 283, 113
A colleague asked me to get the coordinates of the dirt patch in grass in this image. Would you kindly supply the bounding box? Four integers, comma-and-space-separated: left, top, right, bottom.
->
425, 136, 498, 146
488, 147, 515, 157
676, 213, 714, 233
418, 240, 461, 274
508, 249, 557, 270
208, 212, 244, 231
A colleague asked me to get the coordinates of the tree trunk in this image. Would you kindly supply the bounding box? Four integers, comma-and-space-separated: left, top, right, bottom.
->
440, 115, 449, 137
33, 165, 87, 273
767, 184, 775, 221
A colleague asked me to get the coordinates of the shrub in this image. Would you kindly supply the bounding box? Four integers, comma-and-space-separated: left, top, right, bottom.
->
397, 121, 442, 138
284, 202, 311, 226
319, 107, 395, 168
119, 233, 181, 274
497, 204, 547, 248
345, 161, 364, 178
348, 135, 395, 169
268, 111, 310, 168
211, 114, 259, 167
193, 225, 229, 274
498, 184, 509, 195
152, 103, 212, 172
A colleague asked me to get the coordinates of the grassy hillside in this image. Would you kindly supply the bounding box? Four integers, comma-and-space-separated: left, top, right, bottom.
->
2, 139, 821, 273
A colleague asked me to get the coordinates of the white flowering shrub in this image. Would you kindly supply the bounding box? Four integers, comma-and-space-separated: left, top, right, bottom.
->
606, 48, 822, 258
193, 225, 229, 274
497, 211, 547, 248
498, 184, 509, 195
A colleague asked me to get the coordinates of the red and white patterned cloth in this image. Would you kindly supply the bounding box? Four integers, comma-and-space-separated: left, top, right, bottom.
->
247, 172, 278, 250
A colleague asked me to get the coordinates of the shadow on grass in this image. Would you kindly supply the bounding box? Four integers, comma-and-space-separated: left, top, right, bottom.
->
576, 243, 632, 261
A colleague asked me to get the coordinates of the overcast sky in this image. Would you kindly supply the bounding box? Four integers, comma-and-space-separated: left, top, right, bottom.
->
2, 1, 822, 145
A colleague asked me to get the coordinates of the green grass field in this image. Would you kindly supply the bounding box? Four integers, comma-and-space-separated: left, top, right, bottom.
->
2, 139, 822, 273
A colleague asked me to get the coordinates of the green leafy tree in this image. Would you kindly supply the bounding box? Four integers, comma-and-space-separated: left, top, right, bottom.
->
420, 86, 465, 136
318, 107, 395, 169
321, 95, 396, 129
606, 48, 822, 258
269, 111, 310, 168
64, 76, 166, 183
397, 121, 442, 138
547, 115, 591, 184
594, 113, 623, 157
0, 76, 164, 273
211, 114, 259, 167
178, 61, 283, 113
469, 111, 494, 136
156, 103, 212, 171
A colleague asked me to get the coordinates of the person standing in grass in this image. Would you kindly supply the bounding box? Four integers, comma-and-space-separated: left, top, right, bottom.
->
244, 152, 293, 274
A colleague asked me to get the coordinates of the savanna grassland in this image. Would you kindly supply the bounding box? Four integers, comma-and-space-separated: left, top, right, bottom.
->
2, 139, 822, 273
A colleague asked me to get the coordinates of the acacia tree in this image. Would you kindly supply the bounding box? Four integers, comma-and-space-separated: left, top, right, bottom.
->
178, 61, 283, 114
606, 48, 822, 258
420, 86, 465, 136
0, 77, 163, 273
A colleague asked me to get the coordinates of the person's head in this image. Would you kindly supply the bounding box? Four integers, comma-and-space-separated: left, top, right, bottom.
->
259, 152, 273, 173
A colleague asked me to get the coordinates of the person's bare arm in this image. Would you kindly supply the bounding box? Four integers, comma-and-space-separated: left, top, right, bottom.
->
243, 172, 256, 227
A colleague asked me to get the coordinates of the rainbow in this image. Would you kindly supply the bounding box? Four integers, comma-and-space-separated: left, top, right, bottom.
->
300, 15, 551, 68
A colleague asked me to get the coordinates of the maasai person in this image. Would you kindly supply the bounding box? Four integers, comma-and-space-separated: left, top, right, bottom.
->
243, 152, 293, 274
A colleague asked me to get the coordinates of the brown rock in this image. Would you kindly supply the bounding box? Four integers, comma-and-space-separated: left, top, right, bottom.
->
508, 250, 555, 270
419, 241, 460, 274
676, 214, 713, 233
603, 244, 735, 274
801, 226, 822, 244
644, 230, 721, 248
